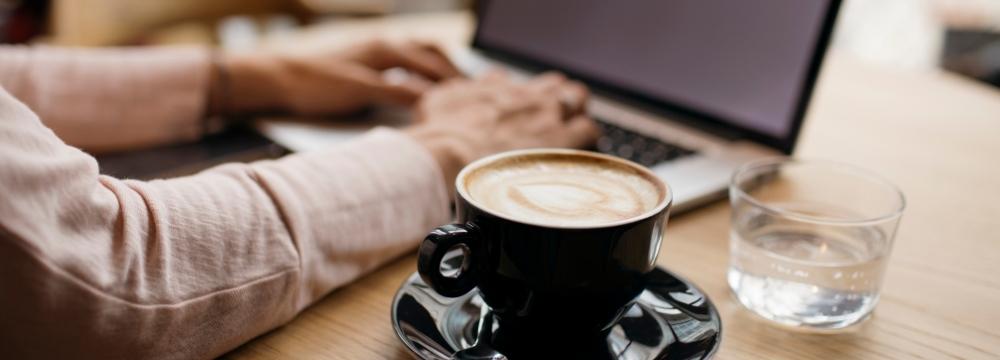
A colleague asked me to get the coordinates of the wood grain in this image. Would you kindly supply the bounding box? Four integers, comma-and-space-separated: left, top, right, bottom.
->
225, 11, 1000, 360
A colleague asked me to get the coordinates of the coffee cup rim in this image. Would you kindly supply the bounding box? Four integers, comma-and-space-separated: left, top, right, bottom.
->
455, 148, 672, 229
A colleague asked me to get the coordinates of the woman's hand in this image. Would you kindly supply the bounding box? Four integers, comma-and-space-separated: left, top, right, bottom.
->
406, 72, 601, 186
214, 39, 462, 116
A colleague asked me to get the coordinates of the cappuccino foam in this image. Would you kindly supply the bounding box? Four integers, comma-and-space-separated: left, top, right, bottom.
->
464, 155, 663, 227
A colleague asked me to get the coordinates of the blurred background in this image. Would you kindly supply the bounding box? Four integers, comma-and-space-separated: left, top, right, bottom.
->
1, 0, 998, 88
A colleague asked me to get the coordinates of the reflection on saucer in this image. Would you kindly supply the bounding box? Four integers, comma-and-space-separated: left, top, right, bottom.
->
391, 267, 721, 360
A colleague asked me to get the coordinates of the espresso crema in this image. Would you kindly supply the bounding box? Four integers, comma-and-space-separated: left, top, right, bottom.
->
463, 154, 664, 227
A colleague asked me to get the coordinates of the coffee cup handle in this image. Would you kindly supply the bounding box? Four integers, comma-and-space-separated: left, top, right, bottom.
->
417, 223, 481, 297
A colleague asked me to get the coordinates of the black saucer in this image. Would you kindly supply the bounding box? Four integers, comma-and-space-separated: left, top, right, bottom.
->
391, 267, 721, 359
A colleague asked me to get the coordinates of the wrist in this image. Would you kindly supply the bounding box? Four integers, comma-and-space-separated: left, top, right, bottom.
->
206, 51, 229, 118
405, 124, 478, 192
218, 52, 286, 115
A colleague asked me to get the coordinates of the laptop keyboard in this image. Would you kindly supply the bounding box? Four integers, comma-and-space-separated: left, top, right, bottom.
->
592, 118, 696, 167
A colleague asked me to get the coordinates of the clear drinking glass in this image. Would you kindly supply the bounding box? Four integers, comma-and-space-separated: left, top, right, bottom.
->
728, 158, 905, 330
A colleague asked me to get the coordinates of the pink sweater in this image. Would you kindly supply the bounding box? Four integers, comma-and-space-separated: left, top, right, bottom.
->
0, 46, 451, 359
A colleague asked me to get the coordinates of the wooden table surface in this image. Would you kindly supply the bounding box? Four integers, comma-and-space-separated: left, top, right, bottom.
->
226, 11, 1000, 360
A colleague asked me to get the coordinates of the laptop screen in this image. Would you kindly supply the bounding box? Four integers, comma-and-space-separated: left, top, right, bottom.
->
473, 0, 839, 152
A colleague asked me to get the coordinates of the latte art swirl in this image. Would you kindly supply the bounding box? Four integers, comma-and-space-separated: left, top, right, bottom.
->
464, 156, 662, 226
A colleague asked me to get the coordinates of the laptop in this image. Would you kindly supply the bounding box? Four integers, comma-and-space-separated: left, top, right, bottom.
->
260, 0, 842, 213
454, 0, 842, 212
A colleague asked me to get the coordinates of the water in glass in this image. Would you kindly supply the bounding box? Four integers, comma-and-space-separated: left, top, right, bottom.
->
728, 204, 890, 329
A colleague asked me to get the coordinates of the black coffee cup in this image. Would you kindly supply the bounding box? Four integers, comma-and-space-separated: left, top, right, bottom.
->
417, 149, 672, 334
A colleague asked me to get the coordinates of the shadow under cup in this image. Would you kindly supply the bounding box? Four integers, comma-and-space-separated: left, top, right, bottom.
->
417, 149, 673, 337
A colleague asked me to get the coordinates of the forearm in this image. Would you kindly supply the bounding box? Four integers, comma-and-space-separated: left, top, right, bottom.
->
0, 45, 212, 153
250, 128, 451, 307
0, 87, 450, 358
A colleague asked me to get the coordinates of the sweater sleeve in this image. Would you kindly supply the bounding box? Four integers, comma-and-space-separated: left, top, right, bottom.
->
0, 45, 212, 152
0, 87, 450, 359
